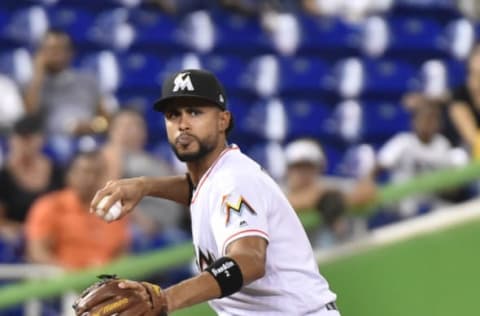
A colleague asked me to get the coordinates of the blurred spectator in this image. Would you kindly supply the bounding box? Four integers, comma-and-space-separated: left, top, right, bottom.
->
0, 74, 24, 135
302, 0, 393, 22
457, 0, 480, 21
220, 0, 300, 15
449, 44, 480, 158
0, 115, 64, 241
149, 0, 214, 15
101, 109, 186, 238
284, 138, 375, 246
371, 103, 469, 217
23, 29, 111, 160
25, 150, 130, 270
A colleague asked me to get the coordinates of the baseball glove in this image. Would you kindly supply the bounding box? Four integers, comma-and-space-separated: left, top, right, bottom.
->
316, 189, 346, 227
72, 274, 168, 316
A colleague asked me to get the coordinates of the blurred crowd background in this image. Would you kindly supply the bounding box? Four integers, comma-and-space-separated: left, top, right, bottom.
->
1, 0, 480, 314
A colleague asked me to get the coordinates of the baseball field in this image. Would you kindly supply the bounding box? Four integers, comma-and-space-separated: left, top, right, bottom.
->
173, 218, 480, 316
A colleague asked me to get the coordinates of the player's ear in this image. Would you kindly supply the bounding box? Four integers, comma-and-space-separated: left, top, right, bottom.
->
218, 111, 231, 133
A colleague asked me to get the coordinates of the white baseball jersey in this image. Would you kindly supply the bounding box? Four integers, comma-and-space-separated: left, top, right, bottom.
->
190, 145, 337, 316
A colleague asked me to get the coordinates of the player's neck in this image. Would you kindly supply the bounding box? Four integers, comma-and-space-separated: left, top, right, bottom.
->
187, 143, 228, 186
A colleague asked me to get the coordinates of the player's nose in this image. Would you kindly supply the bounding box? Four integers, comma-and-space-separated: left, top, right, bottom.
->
178, 111, 191, 130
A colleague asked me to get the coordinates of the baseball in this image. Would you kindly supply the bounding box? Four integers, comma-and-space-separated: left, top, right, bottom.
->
96, 196, 122, 222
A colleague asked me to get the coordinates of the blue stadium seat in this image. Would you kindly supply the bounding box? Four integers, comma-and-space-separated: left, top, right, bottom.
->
361, 101, 410, 142
362, 59, 417, 97
128, 10, 184, 53
46, 6, 96, 47
228, 98, 268, 142
200, 55, 246, 94
283, 99, 333, 141
278, 56, 331, 96
116, 52, 164, 91
298, 15, 361, 56
386, 17, 444, 58
391, 0, 460, 23
0, 48, 32, 86
445, 59, 466, 88
161, 54, 247, 95
53, 0, 140, 11
0, 6, 49, 47
210, 11, 273, 56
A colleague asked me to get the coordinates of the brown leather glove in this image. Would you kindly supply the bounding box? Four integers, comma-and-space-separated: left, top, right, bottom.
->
73, 275, 168, 316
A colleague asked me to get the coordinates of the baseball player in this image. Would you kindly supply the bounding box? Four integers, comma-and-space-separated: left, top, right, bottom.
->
75, 69, 340, 316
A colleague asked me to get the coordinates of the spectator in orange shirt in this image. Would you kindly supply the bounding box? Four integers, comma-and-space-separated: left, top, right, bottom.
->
25, 150, 130, 270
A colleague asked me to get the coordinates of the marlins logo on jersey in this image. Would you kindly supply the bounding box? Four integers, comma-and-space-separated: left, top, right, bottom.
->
222, 194, 256, 226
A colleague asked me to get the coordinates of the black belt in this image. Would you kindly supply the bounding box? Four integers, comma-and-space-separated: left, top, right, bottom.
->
325, 302, 338, 311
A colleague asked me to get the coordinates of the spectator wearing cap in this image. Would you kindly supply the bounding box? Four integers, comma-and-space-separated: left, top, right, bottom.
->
285, 138, 327, 211
0, 115, 64, 242
284, 138, 376, 247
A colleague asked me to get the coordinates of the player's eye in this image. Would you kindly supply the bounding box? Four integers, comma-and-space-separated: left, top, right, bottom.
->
164, 110, 180, 120
188, 108, 202, 116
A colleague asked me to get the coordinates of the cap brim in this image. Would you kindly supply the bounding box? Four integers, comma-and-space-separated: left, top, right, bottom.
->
153, 95, 225, 113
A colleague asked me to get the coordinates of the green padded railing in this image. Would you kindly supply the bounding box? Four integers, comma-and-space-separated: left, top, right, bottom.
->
0, 161, 480, 308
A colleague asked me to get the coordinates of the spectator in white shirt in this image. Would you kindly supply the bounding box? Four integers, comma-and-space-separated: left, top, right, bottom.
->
371, 102, 469, 217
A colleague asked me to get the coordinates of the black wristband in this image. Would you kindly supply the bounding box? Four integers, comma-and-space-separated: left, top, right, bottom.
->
206, 257, 244, 298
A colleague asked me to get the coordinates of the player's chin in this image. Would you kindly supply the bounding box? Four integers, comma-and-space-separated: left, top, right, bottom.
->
174, 146, 201, 162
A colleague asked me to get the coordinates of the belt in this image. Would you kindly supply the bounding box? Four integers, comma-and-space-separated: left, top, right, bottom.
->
325, 302, 338, 311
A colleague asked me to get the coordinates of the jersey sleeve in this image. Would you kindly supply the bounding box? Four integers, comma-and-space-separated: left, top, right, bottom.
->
209, 177, 270, 256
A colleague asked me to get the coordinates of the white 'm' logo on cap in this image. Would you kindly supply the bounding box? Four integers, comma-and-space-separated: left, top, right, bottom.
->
173, 72, 195, 92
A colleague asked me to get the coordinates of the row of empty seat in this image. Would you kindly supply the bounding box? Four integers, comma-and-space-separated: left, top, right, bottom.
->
0, 4, 476, 59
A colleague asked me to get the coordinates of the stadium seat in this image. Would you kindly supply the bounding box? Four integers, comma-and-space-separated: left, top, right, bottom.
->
0, 48, 32, 86
361, 101, 410, 143
445, 59, 466, 88
0, 6, 49, 47
283, 98, 333, 141
246, 141, 286, 180
46, 6, 96, 47
210, 11, 273, 56
161, 54, 246, 94
200, 55, 246, 94
53, 0, 141, 11
386, 17, 444, 59
391, 0, 460, 23
116, 52, 164, 91
278, 56, 331, 97
362, 59, 417, 97
128, 9, 184, 53
297, 15, 361, 57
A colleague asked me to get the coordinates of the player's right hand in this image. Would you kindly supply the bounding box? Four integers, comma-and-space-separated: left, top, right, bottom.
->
90, 177, 149, 219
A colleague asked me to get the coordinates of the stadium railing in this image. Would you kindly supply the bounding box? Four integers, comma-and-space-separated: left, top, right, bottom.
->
1, 161, 480, 313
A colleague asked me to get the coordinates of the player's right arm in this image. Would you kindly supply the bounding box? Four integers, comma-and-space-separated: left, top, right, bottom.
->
90, 175, 191, 217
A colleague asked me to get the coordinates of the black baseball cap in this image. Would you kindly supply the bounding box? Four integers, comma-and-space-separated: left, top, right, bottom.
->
153, 69, 227, 112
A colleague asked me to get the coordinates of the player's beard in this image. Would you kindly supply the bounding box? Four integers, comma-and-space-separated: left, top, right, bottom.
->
170, 135, 216, 162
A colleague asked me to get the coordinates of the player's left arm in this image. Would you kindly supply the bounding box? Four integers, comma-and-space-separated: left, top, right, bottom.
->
162, 236, 267, 313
